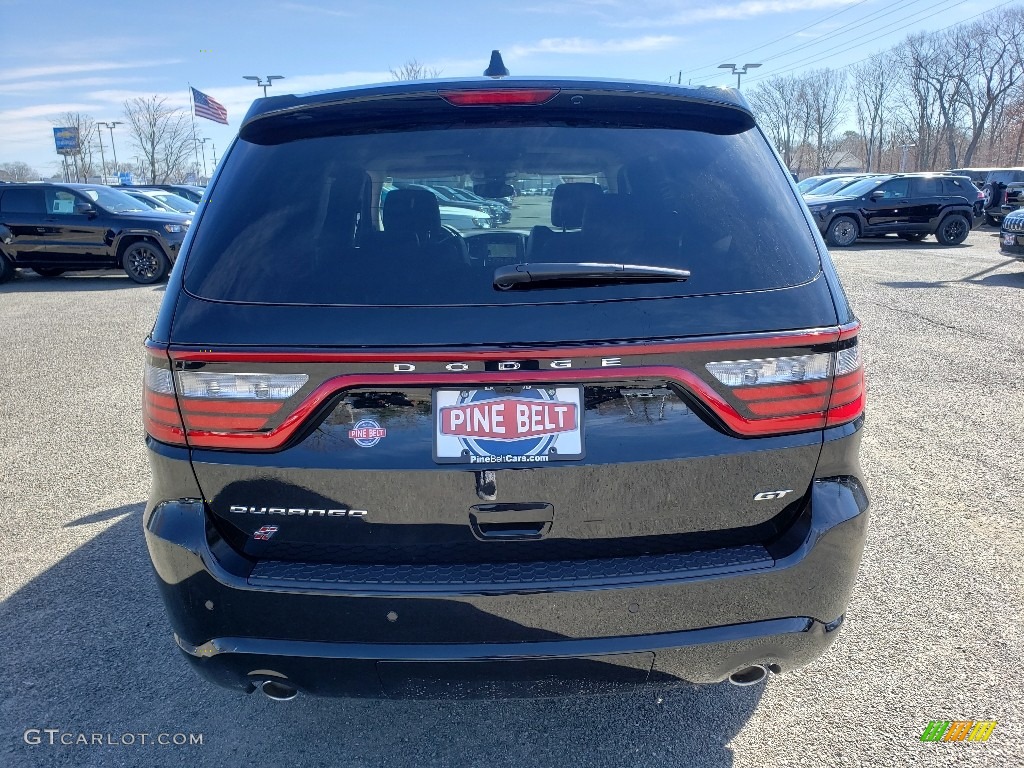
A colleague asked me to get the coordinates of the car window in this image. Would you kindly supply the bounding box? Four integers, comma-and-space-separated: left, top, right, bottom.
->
876, 179, 910, 199
184, 123, 822, 306
45, 189, 79, 215
839, 177, 885, 197
912, 178, 943, 197
942, 179, 970, 196
78, 186, 150, 213
807, 177, 856, 196
0, 187, 46, 214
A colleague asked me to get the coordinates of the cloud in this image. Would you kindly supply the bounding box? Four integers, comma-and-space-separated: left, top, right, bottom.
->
0, 77, 150, 95
508, 35, 678, 57
613, 0, 861, 27
0, 59, 183, 81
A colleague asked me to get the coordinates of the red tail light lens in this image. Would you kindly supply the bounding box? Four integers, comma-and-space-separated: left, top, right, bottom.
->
826, 341, 865, 426
438, 88, 559, 106
176, 372, 307, 436
705, 337, 865, 433
143, 359, 187, 446
142, 358, 309, 448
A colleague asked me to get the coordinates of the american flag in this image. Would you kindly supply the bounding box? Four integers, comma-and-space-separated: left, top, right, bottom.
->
191, 87, 228, 125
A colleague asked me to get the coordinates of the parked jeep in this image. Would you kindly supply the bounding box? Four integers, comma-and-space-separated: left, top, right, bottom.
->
981, 168, 1024, 225
805, 174, 976, 247
0, 183, 189, 283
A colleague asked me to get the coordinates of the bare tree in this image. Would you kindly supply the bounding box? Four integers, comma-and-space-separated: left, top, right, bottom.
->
389, 59, 442, 81
852, 54, 895, 172
803, 69, 847, 173
122, 96, 195, 184
0, 161, 40, 181
748, 75, 808, 171
952, 9, 1024, 165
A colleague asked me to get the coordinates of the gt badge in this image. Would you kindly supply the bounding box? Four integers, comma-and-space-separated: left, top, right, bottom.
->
753, 490, 794, 501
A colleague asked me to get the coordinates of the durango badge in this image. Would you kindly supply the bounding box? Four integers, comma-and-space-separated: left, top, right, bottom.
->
348, 419, 386, 447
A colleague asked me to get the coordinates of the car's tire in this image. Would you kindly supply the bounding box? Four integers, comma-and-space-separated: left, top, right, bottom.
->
122, 241, 170, 284
32, 267, 65, 277
0, 253, 14, 283
825, 216, 859, 247
935, 214, 970, 246
985, 213, 999, 227
898, 233, 927, 242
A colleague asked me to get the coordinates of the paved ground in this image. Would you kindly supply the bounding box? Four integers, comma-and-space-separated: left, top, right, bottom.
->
1, 229, 1022, 767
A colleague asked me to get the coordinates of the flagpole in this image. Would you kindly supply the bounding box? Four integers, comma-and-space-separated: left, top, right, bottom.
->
187, 83, 202, 183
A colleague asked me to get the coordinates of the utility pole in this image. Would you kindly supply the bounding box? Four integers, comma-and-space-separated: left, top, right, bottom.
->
718, 62, 762, 90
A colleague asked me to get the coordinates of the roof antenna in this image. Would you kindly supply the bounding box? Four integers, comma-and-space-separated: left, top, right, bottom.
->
483, 50, 510, 79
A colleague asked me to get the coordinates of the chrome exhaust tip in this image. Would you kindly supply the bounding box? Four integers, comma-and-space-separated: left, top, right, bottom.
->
259, 679, 298, 701
728, 665, 769, 686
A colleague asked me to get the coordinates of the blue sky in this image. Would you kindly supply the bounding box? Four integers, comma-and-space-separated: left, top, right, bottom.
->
0, 0, 1008, 175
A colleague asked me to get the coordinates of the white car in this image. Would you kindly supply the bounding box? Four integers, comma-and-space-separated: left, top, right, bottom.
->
439, 205, 492, 231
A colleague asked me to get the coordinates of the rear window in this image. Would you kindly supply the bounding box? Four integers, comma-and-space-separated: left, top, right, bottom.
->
1, 187, 46, 214
184, 121, 821, 306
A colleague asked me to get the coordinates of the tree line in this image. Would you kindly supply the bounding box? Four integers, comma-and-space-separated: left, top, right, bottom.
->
748, 7, 1024, 176
38, 97, 201, 185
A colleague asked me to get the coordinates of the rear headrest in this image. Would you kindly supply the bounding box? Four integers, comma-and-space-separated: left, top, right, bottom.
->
382, 188, 441, 237
581, 194, 646, 253
550, 183, 604, 229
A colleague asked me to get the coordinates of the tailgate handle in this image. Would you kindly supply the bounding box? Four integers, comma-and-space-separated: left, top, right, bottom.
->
469, 503, 553, 541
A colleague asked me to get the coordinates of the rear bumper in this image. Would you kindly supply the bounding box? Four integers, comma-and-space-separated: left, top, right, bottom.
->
144, 462, 870, 697
173, 616, 843, 698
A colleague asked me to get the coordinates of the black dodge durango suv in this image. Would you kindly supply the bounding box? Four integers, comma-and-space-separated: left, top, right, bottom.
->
143, 69, 869, 699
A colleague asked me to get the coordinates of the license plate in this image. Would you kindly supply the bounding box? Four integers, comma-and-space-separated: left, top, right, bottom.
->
433, 385, 584, 465
1003, 233, 1017, 246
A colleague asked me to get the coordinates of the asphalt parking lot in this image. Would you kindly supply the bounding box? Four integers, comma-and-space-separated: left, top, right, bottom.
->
1, 228, 1022, 767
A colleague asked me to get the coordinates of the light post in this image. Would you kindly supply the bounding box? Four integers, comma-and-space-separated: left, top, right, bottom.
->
99, 121, 122, 178
95, 131, 108, 182
197, 137, 210, 180
899, 143, 916, 172
242, 75, 285, 97
718, 62, 762, 90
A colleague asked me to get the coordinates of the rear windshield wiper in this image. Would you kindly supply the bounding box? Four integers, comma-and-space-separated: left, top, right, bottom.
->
493, 262, 690, 290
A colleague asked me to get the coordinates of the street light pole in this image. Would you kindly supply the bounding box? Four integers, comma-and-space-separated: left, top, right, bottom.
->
99, 122, 123, 177
95, 130, 108, 182
718, 62, 762, 90
197, 137, 210, 180
242, 75, 285, 97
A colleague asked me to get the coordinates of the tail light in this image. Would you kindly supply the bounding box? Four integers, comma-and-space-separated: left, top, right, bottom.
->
438, 88, 559, 106
143, 355, 308, 448
704, 335, 864, 434
144, 326, 865, 450
176, 372, 308, 434
143, 357, 186, 446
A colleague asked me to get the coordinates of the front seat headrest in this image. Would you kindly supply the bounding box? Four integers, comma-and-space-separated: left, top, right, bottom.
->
550, 183, 604, 229
382, 188, 442, 238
